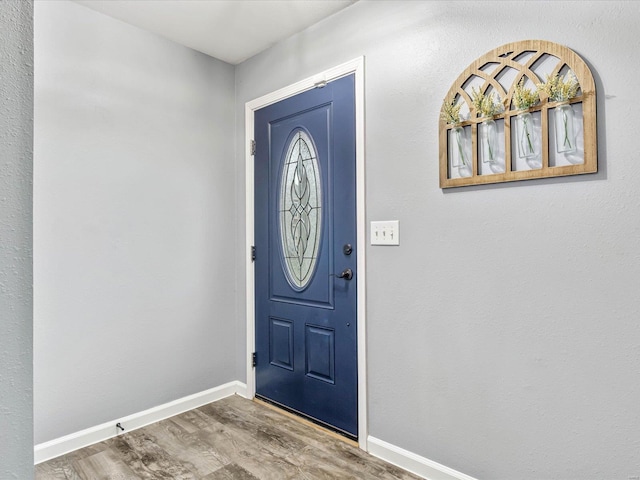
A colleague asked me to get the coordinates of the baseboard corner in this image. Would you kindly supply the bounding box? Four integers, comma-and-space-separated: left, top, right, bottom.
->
233, 380, 249, 398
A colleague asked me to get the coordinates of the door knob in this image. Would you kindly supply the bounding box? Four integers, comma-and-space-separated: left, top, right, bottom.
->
337, 268, 353, 281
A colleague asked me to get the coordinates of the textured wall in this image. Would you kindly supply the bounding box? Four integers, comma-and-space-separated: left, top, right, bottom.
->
0, 0, 34, 477
34, 0, 236, 444
235, 1, 640, 479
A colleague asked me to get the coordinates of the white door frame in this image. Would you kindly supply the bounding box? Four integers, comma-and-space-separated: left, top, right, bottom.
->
244, 57, 367, 449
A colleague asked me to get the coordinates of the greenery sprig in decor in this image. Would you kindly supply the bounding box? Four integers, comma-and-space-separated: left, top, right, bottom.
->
441, 97, 462, 125
471, 87, 505, 118
513, 78, 540, 110
537, 72, 579, 102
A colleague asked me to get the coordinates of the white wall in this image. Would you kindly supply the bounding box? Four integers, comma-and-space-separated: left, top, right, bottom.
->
34, 0, 236, 444
235, 1, 640, 479
0, 1, 34, 477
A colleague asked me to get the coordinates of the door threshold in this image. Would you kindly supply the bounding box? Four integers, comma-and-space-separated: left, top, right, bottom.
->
253, 397, 358, 448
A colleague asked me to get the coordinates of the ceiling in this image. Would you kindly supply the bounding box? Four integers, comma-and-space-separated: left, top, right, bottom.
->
72, 0, 357, 65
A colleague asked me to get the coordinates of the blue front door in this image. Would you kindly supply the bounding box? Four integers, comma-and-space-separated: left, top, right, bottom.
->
254, 74, 357, 438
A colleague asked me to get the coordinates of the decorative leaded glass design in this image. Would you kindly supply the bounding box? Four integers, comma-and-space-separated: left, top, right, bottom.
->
279, 129, 322, 290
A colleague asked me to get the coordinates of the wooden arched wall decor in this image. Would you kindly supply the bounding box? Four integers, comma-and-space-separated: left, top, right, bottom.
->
439, 40, 597, 188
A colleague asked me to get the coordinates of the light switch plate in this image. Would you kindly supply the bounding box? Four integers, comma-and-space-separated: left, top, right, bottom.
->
370, 220, 399, 245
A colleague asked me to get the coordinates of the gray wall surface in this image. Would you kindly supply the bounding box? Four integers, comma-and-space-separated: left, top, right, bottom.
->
235, 1, 640, 479
0, 0, 34, 477
34, 0, 237, 444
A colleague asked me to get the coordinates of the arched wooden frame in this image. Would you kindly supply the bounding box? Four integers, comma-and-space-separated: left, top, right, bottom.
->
439, 40, 597, 188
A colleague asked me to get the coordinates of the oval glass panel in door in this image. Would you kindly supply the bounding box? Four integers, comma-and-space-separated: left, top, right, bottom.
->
279, 129, 322, 290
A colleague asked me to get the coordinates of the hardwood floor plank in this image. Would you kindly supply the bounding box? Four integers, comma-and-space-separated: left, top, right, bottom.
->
73, 449, 139, 480
198, 401, 309, 454
193, 422, 302, 480
35, 456, 83, 480
36, 395, 423, 480
172, 407, 220, 432
202, 463, 260, 480
167, 409, 211, 434
142, 419, 227, 476
109, 430, 196, 479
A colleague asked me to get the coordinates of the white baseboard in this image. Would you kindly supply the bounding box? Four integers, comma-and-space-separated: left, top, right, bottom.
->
34, 381, 247, 465
367, 436, 478, 480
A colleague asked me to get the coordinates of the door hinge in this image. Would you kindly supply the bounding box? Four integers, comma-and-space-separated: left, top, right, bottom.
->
250, 139, 256, 156
252, 352, 257, 367
251, 245, 256, 262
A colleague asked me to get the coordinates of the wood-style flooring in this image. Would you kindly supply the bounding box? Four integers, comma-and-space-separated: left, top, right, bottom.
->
36, 395, 422, 479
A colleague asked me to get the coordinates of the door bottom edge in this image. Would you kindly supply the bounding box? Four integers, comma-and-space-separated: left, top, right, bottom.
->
254, 394, 358, 445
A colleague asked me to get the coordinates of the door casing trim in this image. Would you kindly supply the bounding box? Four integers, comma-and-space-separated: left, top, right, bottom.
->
244, 57, 367, 449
